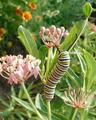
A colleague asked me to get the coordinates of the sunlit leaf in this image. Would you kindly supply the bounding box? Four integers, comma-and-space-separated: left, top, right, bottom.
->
39, 45, 48, 66
12, 96, 33, 112
35, 94, 47, 112
35, 94, 68, 120
18, 25, 39, 58
83, 2, 92, 17
67, 68, 81, 87
60, 20, 87, 51
83, 49, 96, 90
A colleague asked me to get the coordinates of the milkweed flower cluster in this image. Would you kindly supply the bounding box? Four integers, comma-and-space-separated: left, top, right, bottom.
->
39, 25, 69, 48
64, 87, 94, 109
0, 55, 41, 85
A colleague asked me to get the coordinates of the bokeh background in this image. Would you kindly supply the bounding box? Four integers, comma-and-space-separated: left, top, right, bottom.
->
1, 0, 95, 56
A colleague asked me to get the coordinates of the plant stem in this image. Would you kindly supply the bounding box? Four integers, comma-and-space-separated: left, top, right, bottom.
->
81, 112, 84, 120
66, 70, 79, 87
72, 108, 78, 120
47, 101, 51, 120
83, 76, 86, 91
80, 109, 86, 120
21, 82, 44, 120
69, 18, 88, 51
45, 48, 52, 78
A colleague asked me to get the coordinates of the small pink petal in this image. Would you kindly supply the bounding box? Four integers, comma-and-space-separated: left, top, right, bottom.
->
0, 63, 2, 73
32, 66, 40, 79
92, 26, 96, 32
8, 73, 19, 84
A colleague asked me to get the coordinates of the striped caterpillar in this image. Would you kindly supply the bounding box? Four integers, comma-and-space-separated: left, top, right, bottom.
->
44, 51, 70, 101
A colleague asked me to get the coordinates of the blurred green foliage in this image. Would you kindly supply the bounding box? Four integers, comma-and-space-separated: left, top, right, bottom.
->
0, 0, 91, 56
0, 1, 96, 120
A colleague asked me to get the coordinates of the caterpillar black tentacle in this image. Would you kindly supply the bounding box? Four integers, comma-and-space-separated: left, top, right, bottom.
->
44, 51, 70, 101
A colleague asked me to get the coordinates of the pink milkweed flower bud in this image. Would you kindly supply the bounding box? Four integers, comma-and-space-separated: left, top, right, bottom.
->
2, 62, 8, 70
8, 73, 19, 85
39, 27, 46, 37
31, 66, 40, 79
40, 26, 46, 33
57, 28, 61, 35
45, 29, 50, 35
0, 63, 2, 73
49, 25, 56, 34
92, 26, 96, 32
40, 25, 68, 48
63, 31, 69, 37
61, 27, 65, 33
14, 70, 24, 82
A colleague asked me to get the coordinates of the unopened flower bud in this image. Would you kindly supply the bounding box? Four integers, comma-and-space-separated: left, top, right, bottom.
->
61, 27, 65, 33
0, 63, 2, 73
57, 28, 61, 35
92, 26, 96, 32
49, 25, 56, 33
45, 29, 50, 35
40, 27, 46, 33
63, 31, 69, 37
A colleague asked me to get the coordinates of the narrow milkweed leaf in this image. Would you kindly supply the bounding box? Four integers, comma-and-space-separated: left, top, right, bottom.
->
12, 96, 33, 112
18, 25, 39, 58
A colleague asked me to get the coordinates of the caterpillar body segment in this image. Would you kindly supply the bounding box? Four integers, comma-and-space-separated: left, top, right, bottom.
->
44, 51, 70, 101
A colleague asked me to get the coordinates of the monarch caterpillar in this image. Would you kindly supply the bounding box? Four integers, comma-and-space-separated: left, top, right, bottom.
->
44, 51, 70, 101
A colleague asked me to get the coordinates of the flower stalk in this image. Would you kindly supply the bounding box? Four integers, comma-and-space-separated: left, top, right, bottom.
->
72, 108, 78, 120
45, 48, 52, 78
68, 18, 88, 51
47, 101, 51, 120
21, 82, 44, 120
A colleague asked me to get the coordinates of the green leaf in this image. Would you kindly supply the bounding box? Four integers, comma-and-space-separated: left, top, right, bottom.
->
83, 49, 96, 90
35, 94, 47, 112
0, 98, 9, 107
39, 45, 48, 66
11, 86, 16, 106
51, 96, 64, 110
52, 113, 68, 120
35, 94, 68, 120
93, 0, 96, 4
55, 91, 65, 100
60, 20, 87, 51
83, 2, 92, 17
67, 68, 81, 87
75, 48, 87, 75
18, 25, 39, 58
12, 96, 33, 112
0, 107, 14, 117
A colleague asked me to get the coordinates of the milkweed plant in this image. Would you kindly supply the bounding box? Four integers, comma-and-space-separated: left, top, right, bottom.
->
0, 2, 96, 120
